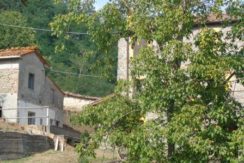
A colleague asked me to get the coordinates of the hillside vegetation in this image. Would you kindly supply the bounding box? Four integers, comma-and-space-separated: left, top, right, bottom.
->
0, 0, 117, 97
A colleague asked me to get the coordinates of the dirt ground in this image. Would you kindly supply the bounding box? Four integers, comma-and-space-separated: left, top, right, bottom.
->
2, 146, 78, 163
2, 146, 119, 163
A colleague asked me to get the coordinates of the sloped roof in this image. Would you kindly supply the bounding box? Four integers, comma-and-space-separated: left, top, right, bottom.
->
195, 13, 238, 26
0, 46, 50, 67
0, 46, 63, 95
89, 94, 115, 106
64, 92, 100, 100
207, 14, 231, 23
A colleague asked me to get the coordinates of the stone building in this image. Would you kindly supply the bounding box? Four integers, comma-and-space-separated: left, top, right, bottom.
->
117, 14, 244, 105
118, 15, 242, 80
0, 47, 64, 127
64, 92, 100, 112
63, 92, 100, 126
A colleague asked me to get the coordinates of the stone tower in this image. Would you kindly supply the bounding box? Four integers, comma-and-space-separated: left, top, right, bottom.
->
117, 38, 148, 81
117, 38, 130, 81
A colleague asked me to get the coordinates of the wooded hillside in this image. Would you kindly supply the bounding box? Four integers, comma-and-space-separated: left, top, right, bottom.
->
0, 0, 116, 97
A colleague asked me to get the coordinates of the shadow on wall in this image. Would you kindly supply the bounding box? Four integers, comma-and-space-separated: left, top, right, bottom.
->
0, 94, 6, 105
0, 131, 54, 160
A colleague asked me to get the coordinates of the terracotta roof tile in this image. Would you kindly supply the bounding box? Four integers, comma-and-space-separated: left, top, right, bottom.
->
0, 46, 50, 67
195, 13, 238, 26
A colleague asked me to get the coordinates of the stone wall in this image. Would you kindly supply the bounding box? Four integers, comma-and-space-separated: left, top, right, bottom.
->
0, 60, 19, 94
0, 70, 19, 93
117, 38, 157, 81
0, 59, 19, 123
117, 38, 129, 80
0, 131, 53, 160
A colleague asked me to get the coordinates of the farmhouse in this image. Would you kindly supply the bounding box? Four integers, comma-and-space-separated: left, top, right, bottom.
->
117, 14, 244, 105
0, 47, 64, 127
118, 14, 242, 80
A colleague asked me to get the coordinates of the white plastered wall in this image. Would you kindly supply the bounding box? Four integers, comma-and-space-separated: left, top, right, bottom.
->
64, 97, 95, 112
17, 100, 60, 126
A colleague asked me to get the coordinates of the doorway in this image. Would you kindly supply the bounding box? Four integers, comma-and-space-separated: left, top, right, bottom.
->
0, 106, 2, 118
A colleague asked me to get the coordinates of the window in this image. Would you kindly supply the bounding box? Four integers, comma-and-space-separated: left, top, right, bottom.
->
56, 121, 59, 127
50, 119, 53, 126
28, 112, 35, 125
0, 106, 2, 118
40, 118, 43, 125
28, 73, 35, 90
51, 89, 55, 104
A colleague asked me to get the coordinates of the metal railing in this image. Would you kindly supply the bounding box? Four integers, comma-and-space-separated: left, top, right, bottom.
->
0, 106, 51, 133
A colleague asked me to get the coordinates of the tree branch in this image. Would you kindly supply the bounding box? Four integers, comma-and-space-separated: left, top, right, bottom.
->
224, 72, 235, 84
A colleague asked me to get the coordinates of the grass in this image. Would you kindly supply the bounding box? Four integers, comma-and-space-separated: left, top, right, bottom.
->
1, 147, 120, 163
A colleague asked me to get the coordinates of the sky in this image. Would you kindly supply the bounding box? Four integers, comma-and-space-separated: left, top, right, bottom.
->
94, 0, 109, 10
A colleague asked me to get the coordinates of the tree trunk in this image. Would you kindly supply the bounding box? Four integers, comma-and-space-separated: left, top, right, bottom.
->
167, 100, 175, 158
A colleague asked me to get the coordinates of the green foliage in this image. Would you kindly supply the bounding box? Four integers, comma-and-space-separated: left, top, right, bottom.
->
67, 0, 244, 162
0, 0, 25, 11
226, 0, 244, 41
0, 11, 35, 49
49, 0, 118, 96
0, 0, 243, 162
0, 0, 116, 97
74, 94, 143, 159
50, 1, 120, 82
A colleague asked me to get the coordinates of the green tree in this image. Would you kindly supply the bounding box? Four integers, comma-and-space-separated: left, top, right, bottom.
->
0, 11, 35, 49
0, 0, 116, 96
51, 0, 244, 162
0, 0, 25, 11
50, 0, 118, 96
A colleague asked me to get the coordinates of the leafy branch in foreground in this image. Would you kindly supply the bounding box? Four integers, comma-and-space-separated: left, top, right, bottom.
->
56, 0, 244, 162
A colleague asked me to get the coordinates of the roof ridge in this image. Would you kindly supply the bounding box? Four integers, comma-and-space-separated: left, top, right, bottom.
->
0, 46, 49, 67
64, 91, 101, 100
0, 46, 38, 52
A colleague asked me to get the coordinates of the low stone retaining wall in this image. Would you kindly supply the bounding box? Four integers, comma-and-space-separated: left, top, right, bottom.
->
0, 131, 53, 160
